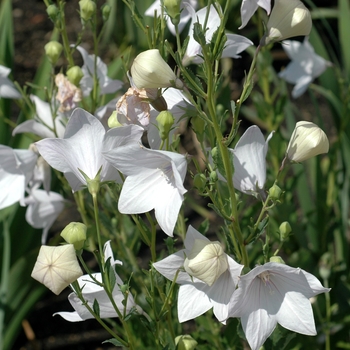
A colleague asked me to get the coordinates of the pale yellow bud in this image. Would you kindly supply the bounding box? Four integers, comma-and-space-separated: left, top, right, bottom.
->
31, 244, 83, 295
108, 111, 123, 128
60, 222, 87, 250
164, 0, 181, 24
66, 66, 84, 86
286, 121, 329, 162
269, 256, 286, 264
130, 49, 183, 89
184, 239, 228, 286
156, 110, 175, 141
261, 0, 312, 46
175, 335, 198, 350
79, 0, 96, 22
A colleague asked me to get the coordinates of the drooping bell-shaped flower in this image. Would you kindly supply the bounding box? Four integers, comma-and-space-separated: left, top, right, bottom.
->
261, 0, 312, 46
31, 244, 83, 295
130, 49, 183, 89
286, 121, 329, 163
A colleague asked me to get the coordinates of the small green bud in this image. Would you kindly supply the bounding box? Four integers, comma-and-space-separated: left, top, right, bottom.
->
164, 0, 181, 25
61, 222, 87, 250
46, 4, 59, 22
269, 256, 285, 264
209, 170, 218, 183
101, 3, 111, 22
66, 66, 84, 86
108, 111, 123, 128
279, 221, 292, 241
44, 41, 63, 65
120, 284, 128, 294
193, 173, 207, 192
211, 147, 218, 161
268, 184, 283, 200
319, 252, 331, 280
156, 110, 175, 141
175, 335, 198, 350
79, 0, 96, 22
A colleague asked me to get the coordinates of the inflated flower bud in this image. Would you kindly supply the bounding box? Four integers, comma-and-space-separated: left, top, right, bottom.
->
279, 221, 292, 241
156, 110, 175, 141
46, 4, 59, 23
175, 335, 198, 350
268, 184, 282, 200
131, 49, 183, 89
193, 173, 207, 192
60, 222, 87, 250
44, 41, 63, 65
102, 3, 111, 22
191, 116, 206, 142
209, 170, 218, 183
286, 121, 329, 163
184, 239, 228, 286
261, 0, 312, 46
79, 0, 96, 22
269, 256, 286, 264
31, 245, 83, 295
66, 66, 84, 86
164, 0, 181, 25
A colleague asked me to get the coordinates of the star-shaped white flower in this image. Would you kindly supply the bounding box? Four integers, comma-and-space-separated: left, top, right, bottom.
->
228, 262, 330, 350
13, 95, 66, 138
31, 244, 83, 295
145, 0, 198, 36
103, 141, 187, 236
76, 46, 124, 96
0, 65, 21, 99
36, 109, 143, 192
239, 0, 271, 29
279, 39, 332, 98
0, 145, 37, 210
54, 241, 136, 322
23, 188, 66, 244
183, 4, 253, 65
153, 226, 244, 322
218, 126, 273, 197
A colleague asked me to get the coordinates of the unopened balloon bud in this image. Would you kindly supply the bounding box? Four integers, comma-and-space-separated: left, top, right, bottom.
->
193, 173, 207, 192
164, 0, 181, 25
66, 66, 84, 86
184, 239, 228, 286
279, 221, 292, 241
44, 41, 63, 65
175, 334, 198, 350
79, 0, 96, 22
269, 256, 285, 264
101, 3, 111, 22
268, 184, 282, 200
61, 222, 87, 250
156, 110, 175, 141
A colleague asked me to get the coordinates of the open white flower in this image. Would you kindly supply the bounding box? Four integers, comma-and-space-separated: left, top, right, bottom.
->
228, 262, 330, 350
261, 0, 312, 46
76, 46, 123, 96
0, 65, 21, 99
286, 121, 329, 162
239, 0, 271, 29
183, 4, 253, 65
54, 241, 136, 322
0, 146, 37, 210
279, 39, 332, 98
13, 95, 66, 138
36, 109, 143, 192
154, 226, 243, 322
103, 142, 187, 236
131, 49, 183, 89
31, 244, 83, 295
145, 0, 197, 36
23, 188, 66, 244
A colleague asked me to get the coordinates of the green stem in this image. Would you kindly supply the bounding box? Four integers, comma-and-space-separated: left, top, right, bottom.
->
146, 212, 157, 262
92, 193, 104, 264
58, 1, 74, 68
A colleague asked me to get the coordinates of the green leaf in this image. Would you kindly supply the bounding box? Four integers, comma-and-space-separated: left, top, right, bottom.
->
339, 0, 350, 76
93, 298, 100, 316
